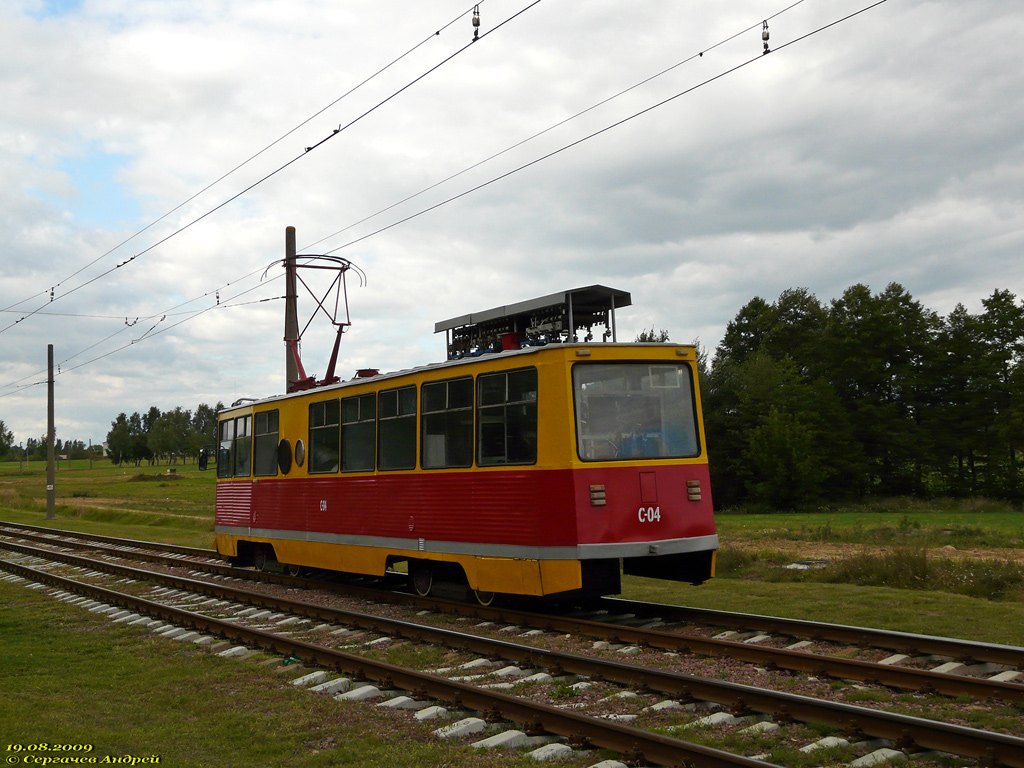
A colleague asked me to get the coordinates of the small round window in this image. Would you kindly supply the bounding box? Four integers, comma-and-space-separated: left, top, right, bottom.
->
294, 439, 305, 467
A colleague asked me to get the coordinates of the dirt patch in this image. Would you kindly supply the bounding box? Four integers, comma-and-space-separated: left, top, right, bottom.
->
128, 472, 183, 482
54, 497, 205, 520
723, 536, 1024, 564
55, 497, 140, 512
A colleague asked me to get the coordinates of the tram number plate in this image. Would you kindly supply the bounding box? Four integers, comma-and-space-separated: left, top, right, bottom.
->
319, 500, 328, 512
638, 506, 661, 523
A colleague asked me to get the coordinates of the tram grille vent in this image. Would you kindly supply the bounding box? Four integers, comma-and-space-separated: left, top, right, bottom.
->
687, 479, 702, 502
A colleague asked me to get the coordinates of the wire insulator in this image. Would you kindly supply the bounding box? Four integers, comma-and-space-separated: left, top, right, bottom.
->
472, 5, 480, 40
762, 20, 770, 54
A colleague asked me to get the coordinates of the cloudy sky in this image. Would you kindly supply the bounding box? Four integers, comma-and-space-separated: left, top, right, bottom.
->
2, 0, 1023, 447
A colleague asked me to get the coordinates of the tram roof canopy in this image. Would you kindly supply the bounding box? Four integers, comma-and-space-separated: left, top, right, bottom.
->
434, 285, 631, 334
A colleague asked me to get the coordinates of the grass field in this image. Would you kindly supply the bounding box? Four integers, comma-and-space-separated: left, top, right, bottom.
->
0, 580, 566, 768
715, 496, 1024, 549
0, 459, 215, 546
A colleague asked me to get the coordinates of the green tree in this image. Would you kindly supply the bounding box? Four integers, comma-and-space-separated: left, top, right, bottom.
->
713, 288, 827, 372
715, 296, 773, 366
977, 290, 1024, 500
149, 407, 193, 465
189, 403, 221, 460
819, 283, 939, 495
923, 303, 986, 495
105, 414, 132, 465
142, 406, 161, 465
31, 434, 49, 460
760, 288, 827, 373
0, 419, 13, 458
129, 412, 151, 466
635, 328, 670, 342
62, 439, 89, 460
703, 352, 865, 508
693, 338, 709, 382
745, 407, 823, 508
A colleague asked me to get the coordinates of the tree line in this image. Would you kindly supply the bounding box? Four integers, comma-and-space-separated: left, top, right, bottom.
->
700, 284, 1023, 508
0, 404, 222, 466
104, 403, 223, 466
0, 419, 103, 462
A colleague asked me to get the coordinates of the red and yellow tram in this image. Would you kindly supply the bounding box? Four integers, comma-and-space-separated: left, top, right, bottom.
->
213, 286, 717, 602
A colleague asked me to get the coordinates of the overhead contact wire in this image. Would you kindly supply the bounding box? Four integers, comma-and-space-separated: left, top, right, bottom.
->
322, 0, 887, 255
304, 0, 808, 251
0, 0, 545, 389
0, 270, 284, 393
0, 2, 490, 328
0, 0, 547, 387
58, 280, 277, 376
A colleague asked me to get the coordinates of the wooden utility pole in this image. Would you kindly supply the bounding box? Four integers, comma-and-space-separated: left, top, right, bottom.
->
46, 344, 56, 520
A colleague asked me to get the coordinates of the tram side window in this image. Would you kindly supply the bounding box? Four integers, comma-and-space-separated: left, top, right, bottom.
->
217, 419, 235, 478
477, 367, 537, 466
341, 392, 376, 472
309, 399, 340, 473
421, 377, 473, 469
378, 386, 416, 470
253, 410, 280, 477
233, 415, 252, 477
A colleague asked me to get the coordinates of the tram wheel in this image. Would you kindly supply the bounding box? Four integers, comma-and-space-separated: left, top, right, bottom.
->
253, 548, 270, 572
472, 589, 496, 607
286, 563, 302, 577
410, 562, 433, 597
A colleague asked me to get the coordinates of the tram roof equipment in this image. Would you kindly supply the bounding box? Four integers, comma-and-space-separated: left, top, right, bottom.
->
435, 285, 632, 360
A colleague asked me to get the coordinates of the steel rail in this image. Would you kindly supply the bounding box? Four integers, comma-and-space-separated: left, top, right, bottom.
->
0, 556, 777, 768
0, 519, 217, 559
3, 532, 1022, 704
7, 521, 1024, 667
3, 541, 1024, 767
0, 526, 272, 577
598, 596, 1024, 668
8, 520, 1024, 669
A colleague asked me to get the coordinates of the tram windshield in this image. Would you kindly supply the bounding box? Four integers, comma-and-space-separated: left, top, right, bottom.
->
573, 362, 700, 461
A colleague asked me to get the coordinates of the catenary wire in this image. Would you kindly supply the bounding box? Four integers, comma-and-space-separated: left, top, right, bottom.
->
303, 0, 809, 252
322, 0, 888, 256
0, 1, 521, 336
0, 272, 286, 395
30, 0, 803, 376
0, 2, 487, 319
0, 1, 549, 390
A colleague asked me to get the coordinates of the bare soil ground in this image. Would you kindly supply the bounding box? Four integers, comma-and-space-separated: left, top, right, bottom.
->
723, 535, 1024, 563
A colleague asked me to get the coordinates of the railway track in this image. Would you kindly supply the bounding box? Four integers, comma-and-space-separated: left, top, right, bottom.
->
593, 596, 1024, 670
0, 519, 217, 558
2, 521, 1022, 691
3, 527, 1024, 768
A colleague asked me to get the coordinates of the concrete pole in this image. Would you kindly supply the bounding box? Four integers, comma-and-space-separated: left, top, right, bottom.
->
284, 226, 299, 392
46, 344, 56, 520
